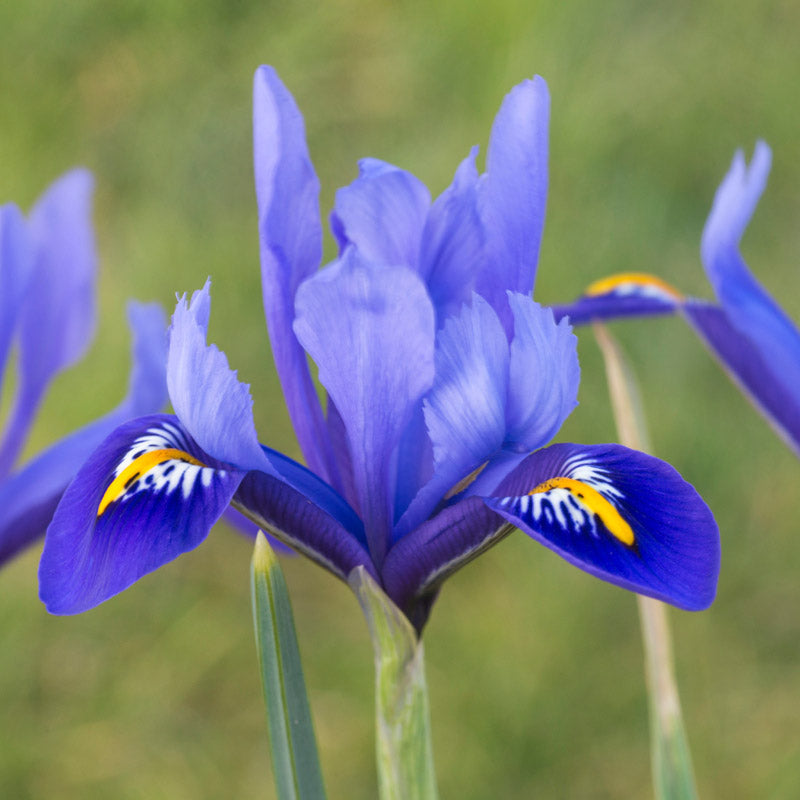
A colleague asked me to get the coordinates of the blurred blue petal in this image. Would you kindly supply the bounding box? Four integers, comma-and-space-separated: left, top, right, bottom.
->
0, 204, 33, 397
0, 170, 96, 474
685, 301, 800, 455
700, 142, 800, 399
551, 273, 683, 325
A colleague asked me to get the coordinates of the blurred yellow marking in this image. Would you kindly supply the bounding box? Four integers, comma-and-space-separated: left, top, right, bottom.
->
97, 448, 204, 516
529, 476, 635, 546
584, 272, 684, 301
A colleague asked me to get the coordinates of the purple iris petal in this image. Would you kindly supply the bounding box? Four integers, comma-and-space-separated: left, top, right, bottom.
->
701, 142, 800, 399
419, 148, 486, 324
253, 65, 338, 484
550, 292, 680, 326
685, 301, 800, 456
331, 158, 431, 267
477, 76, 549, 325
0, 170, 96, 475
167, 281, 277, 476
1, 301, 168, 563
382, 496, 507, 628
506, 294, 579, 450
397, 294, 509, 536
484, 443, 720, 611
0, 204, 33, 399
233, 469, 378, 584
39, 414, 242, 614
293, 248, 435, 565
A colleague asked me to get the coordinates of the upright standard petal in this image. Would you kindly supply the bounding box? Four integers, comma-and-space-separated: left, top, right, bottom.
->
39, 415, 243, 614
0, 170, 96, 475
0, 300, 168, 565
331, 158, 431, 268
167, 282, 278, 476
253, 65, 337, 483
293, 249, 436, 565
484, 443, 720, 610
700, 142, 800, 398
477, 76, 549, 322
418, 148, 486, 323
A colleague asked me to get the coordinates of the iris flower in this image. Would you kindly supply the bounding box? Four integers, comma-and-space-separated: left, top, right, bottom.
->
0, 170, 167, 565
40, 68, 719, 631
552, 142, 800, 457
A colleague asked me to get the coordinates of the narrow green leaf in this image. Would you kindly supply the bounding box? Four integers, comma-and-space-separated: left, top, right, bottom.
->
349, 567, 439, 800
251, 532, 327, 800
594, 323, 699, 800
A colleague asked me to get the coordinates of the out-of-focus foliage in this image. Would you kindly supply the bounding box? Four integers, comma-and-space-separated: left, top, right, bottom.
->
1, 1, 799, 797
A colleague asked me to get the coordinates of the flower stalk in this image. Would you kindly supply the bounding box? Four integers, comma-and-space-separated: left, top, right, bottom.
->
594, 323, 699, 800
349, 567, 439, 800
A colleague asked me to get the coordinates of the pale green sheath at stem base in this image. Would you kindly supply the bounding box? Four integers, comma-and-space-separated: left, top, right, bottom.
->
251, 532, 327, 800
594, 324, 699, 800
349, 566, 440, 800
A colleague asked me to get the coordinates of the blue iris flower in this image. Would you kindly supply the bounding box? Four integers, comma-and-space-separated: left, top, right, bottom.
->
39, 68, 719, 631
553, 142, 800, 457
0, 170, 167, 565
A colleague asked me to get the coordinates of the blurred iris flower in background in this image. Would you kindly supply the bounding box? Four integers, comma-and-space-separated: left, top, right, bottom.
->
39, 67, 719, 631
553, 142, 800, 458
0, 171, 167, 566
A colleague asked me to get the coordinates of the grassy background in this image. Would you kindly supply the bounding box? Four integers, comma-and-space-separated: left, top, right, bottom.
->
2, 0, 800, 797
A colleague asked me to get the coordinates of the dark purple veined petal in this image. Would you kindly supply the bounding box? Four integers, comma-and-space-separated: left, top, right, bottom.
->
382, 496, 508, 632
293, 248, 435, 566
549, 272, 683, 326
330, 158, 431, 268
0, 170, 97, 476
0, 302, 167, 565
477, 76, 549, 327
39, 414, 243, 614
252, 65, 338, 484
484, 443, 720, 611
232, 470, 378, 585
684, 301, 800, 457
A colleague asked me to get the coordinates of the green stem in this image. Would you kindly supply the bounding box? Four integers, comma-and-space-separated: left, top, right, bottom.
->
349, 567, 439, 800
594, 324, 699, 800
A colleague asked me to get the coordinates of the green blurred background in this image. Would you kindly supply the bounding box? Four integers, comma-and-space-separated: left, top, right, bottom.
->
2, 0, 800, 797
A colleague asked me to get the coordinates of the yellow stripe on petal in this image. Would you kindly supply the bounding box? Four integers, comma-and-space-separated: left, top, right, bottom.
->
584, 272, 684, 302
529, 476, 635, 546
98, 448, 205, 517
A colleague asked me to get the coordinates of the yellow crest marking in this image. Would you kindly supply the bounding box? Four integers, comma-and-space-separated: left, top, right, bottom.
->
97, 448, 205, 517
529, 476, 635, 546
584, 272, 684, 302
